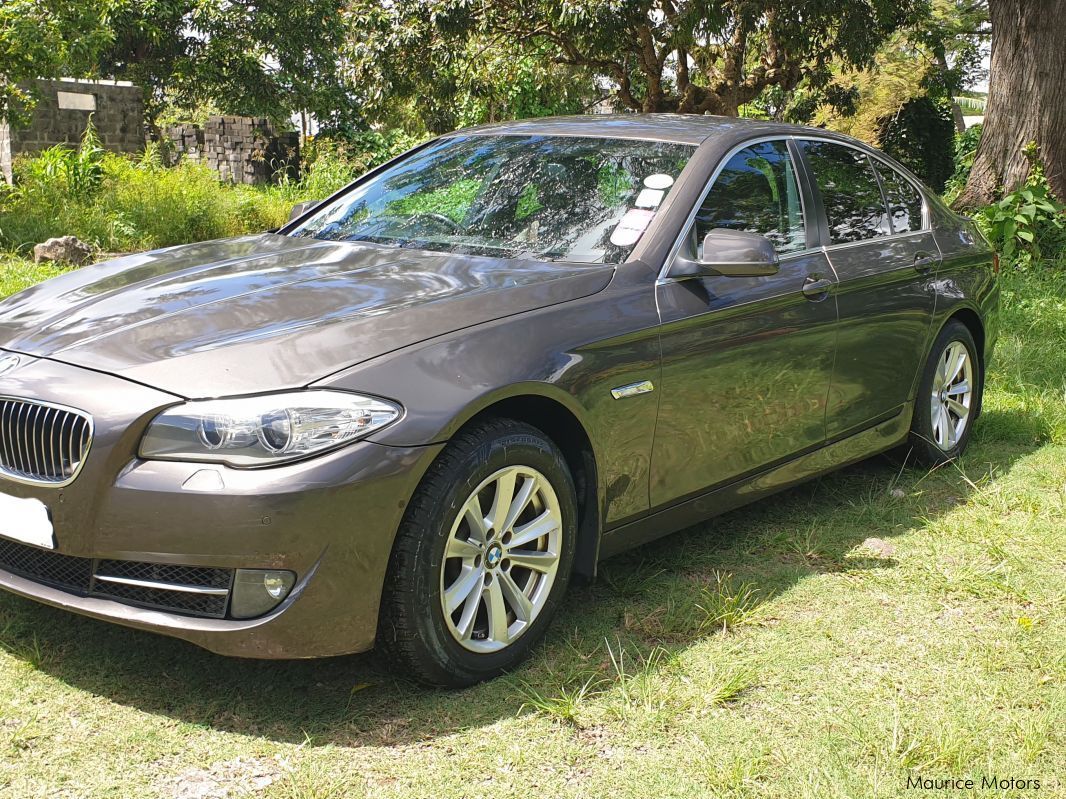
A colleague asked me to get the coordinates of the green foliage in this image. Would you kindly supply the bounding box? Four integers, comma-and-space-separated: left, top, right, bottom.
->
514, 184, 543, 220
96, 1, 351, 128
450, 42, 595, 129
0, 107, 430, 256
976, 148, 1065, 268
17, 118, 107, 200
274, 131, 424, 204
943, 123, 983, 203
0, 0, 117, 125
0, 124, 425, 256
0, 151, 293, 254
348, 0, 930, 118
816, 32, 932, 144
878, 96, 956, 192
344, 6, 598, 136
305, 130, 422, 176
915, 0, 989, 101
753, 80, 860, 125
389, 179, 481, 224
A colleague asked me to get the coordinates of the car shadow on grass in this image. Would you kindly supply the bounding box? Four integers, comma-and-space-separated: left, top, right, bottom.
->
0, 420, 1042, 748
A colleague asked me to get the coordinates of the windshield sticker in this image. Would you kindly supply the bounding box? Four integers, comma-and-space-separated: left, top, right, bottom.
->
643, 173, 674, 190
610, 209, 656, 247
635, 188, 665, 208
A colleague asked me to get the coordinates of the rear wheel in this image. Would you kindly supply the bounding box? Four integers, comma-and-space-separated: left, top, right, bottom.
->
378, 419, 576, 687
908, 320, 982, 465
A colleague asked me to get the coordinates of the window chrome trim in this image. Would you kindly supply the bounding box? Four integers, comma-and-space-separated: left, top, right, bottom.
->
0, 396, 94, 489
818, 228, 935, 254
658, 135, 811, 282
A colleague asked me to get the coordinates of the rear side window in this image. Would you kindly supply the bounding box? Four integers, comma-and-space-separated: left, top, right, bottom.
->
874, 163, 924, 234
694, 140, 806, 255
802, 141, 890, 244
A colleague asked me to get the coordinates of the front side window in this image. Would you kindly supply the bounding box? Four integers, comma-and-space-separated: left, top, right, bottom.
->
802, 141, 890, 244
289, 135, 693, 264
694, 140, 806, 256
874, 163, 925, 234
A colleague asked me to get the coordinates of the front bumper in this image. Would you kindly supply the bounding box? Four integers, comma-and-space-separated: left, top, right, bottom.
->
0, 353, 442, 658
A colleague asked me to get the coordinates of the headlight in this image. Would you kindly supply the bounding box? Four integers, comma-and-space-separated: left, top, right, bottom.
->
139, 391, 402, 467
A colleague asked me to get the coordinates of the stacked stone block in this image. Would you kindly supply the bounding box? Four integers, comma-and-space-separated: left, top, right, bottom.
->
166, 116, 300, 185
166, 123, 205, 164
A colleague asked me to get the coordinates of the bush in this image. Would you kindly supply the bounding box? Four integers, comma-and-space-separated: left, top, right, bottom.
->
878, 96, 956, 192
0, 152, 293, 254
975, 144, 1066, 269
272, 140, 360, 204
0, 115, 430, 258
943, 123, 982, 204
19, 119, 107, 200
267, 131, 425, 209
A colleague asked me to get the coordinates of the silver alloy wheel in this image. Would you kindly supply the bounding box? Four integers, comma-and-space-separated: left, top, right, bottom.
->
440, 465, 563, 653
930, 340, 974, 451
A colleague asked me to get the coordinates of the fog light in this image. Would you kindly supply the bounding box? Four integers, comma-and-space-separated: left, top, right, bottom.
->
230, 569, 296, 619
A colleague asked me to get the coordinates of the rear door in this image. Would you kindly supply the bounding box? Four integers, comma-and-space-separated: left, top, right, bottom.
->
797, 139, 939, 438
650, 138, 838, 508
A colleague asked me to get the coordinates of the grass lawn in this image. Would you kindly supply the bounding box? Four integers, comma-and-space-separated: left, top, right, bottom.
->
0, 254, 1063, 798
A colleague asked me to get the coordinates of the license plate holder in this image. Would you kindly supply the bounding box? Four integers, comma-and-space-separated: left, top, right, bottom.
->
0, 492, 55, 550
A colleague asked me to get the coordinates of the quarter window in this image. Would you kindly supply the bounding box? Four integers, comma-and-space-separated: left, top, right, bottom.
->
694, 140, 806, 256
802, 141, 891, 244
874, 164, 924, 234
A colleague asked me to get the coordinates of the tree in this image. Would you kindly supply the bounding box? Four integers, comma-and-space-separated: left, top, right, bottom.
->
344, 3, 599, 135
955, 0, 1066, 207
94, 1, 197, 126
368, 0, 930, 117
95, 0, 352, 131
915, 0, 989, 132
0, 0, 116, 126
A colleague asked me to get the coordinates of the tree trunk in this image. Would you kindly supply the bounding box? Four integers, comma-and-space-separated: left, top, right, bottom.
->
933, 49, 967, 133
949, 101, 967, 134
954, 0, 1066, 209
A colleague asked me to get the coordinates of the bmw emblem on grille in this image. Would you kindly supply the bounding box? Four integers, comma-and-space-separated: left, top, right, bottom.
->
0, 354, 21, 377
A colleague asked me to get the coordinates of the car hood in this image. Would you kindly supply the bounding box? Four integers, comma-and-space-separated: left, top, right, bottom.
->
0, 234, 613, 397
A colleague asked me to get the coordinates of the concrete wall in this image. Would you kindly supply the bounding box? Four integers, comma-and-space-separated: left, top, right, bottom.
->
0, 78, 145, 182
166, 116, 300, 185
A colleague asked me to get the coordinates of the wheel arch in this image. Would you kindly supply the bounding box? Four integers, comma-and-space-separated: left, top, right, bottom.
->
944, 306, 986, 373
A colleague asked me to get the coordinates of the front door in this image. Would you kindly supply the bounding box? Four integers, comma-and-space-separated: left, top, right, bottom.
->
651, 139, 838, 508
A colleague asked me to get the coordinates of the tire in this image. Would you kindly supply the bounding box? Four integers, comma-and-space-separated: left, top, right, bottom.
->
378, 418, 577, 687
907, 320, 982, 465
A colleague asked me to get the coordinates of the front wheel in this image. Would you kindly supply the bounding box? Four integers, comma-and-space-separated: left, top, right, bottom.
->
908, 320, 982, 465
378, 419, 577, 687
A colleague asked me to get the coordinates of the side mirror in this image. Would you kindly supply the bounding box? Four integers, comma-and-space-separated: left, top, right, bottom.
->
288, 200, 320, 222
669, 228, 779, 279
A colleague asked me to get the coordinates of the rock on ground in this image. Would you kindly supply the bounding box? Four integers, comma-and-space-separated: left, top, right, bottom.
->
32, 236, 93, 265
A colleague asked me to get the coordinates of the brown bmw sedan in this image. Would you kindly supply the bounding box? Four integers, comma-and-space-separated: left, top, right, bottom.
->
0, 115, 998, 686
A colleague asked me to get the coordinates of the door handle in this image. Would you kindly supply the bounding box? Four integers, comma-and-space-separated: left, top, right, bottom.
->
802, 276, 833, 300
914, 252, 939, 272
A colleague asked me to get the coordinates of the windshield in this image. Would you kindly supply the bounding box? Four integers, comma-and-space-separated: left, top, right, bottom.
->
288, 135, 693, 264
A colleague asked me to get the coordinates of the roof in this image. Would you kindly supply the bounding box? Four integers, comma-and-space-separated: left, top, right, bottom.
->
453, 114, 820, 146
